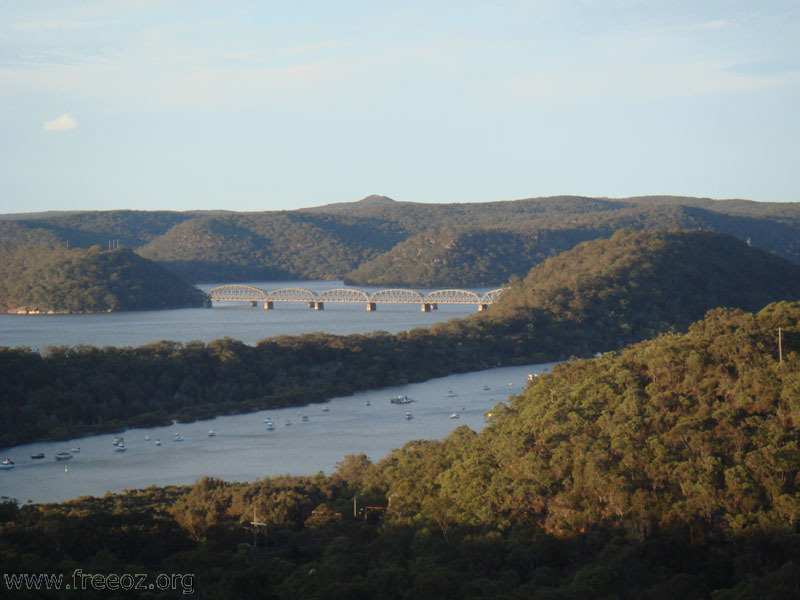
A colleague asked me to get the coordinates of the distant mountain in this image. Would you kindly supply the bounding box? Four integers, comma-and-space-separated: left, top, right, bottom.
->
302, 194, 397, 213
3, 195, 800, 286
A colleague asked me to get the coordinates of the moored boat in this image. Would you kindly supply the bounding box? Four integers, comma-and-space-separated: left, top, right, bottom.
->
30, 453, 45, 460
0, 458, 15, 469
390, 395, 415, 404
55, 452, 73, 461
404, 412, 413, 420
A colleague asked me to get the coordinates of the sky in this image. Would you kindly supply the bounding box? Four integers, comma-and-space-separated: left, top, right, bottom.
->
1, 0, 798, 213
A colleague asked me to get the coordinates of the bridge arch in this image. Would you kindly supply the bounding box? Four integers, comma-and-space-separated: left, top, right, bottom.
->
266, 288, 319, 303
318, 288, 370, 303
370, 289, 425, 304
207, 284, 268, 302
426, 289, 482, 305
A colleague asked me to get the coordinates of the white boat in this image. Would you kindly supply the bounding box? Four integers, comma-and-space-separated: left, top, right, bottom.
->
71, 447, 80, 453
265, 422, 275, 430
483, 380, 490, 391
264, 417, 272, 423
144, 435, 150, 441
446, 390, 457, 398
114, 442, 127, 452
301, 415, 309, 422
208, 429, 216, 437
173, 433, 183, 442
449, 412, 460, 419
0, 458, 15, 470
404, 412, 413, 420
112, 437, 123, 445
390, 395, 415, 404
55, 452, 73, 461
322, 404, 330, 412
154, 439, 162, 446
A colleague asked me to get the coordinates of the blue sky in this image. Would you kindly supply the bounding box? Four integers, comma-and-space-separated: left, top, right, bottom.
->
1, 1, 798, 213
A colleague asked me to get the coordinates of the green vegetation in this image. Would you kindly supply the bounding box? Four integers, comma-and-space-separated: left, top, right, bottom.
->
0, 245, 206, 314
4, 230, 800, 448
2, 301, 800, 597
3, 195, 800, 285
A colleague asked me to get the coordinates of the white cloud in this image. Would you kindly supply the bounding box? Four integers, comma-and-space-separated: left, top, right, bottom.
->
43, 113, 79, 132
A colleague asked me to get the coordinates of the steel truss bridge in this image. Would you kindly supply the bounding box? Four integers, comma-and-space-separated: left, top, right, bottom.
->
206, 285, 504, 312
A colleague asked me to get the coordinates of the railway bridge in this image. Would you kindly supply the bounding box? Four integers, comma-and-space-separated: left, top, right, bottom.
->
205, 285, 503, 312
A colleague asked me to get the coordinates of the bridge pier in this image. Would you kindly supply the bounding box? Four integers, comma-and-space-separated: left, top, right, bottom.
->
366, 302, 377, 311
421, 303, 431, 312
264, 301, 274, 310
250, 300, 258, 307
432, 303, 438, 310
314, 302, 324, 311
478, 303, 489, 311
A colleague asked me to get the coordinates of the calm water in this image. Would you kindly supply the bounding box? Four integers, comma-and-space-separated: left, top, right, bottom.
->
0, 363, 552, 504
0, 280, 547, 504
0, 280, 495, 350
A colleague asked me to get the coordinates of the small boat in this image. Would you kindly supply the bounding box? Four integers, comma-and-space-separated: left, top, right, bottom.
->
449, 412, 460, 419
483, 381, 490, 391
404, 412, 413, 420
301, 415, 309, 422
390, 395, 415, 404
208, 429, 216, 437
0, 458, 15, 469
365, 400, 372, 406
71, 447, 80, 453
264, 417, 272, 423
114, 442, 127, 452
173, 433, 183, 442
144, 435, 150, 441
446, 390, 457, 398
154, 439, 162, 446
55, 452, 73, 461
112, 437, 122, 445
285, 420, 293, 426
322, 404, 330, 412
265, 422, 275, 430
30, 453, 45, 460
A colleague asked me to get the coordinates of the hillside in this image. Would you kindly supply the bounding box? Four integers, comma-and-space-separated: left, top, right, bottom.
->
0, 245, 206, 314
2, 301, 799, 597
3, 195, 800, 285
482, 228, 800, 359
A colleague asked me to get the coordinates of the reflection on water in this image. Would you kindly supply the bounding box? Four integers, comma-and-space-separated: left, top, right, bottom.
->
0, 363, 553, 504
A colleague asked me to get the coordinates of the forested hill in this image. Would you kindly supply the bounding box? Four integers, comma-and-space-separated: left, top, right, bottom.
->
2, 303, 799, 597
482, 229, 800, 358
2, 195, 800, 285
0, 245, 206, 314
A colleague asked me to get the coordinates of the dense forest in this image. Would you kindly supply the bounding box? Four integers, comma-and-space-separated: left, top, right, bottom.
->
3, 194, 800, 286
3, 230, 800, 448
0, 244, 206, 314
2, 300, 800, 597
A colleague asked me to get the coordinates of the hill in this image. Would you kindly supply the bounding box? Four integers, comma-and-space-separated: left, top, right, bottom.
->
3, 195, 800, 285
0, 244, 206, 314
481, 228, 800, 359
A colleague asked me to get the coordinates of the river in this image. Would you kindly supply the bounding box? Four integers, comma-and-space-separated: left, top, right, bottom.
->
0, 280, 549, 504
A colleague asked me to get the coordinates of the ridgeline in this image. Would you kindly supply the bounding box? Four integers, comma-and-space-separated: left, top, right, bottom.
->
3, 195, 800, 286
